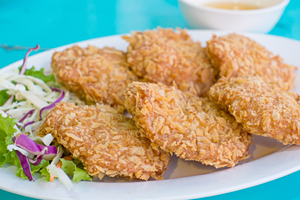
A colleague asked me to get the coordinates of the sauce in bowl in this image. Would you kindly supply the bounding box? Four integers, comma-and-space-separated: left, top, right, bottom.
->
205, 2, 262, 10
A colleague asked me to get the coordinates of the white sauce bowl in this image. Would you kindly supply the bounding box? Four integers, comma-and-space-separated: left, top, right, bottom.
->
178, 0, 289, 33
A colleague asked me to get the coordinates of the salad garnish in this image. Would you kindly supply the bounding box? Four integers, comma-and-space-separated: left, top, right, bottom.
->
3, 45, 40, 106
0, 45, 90, 189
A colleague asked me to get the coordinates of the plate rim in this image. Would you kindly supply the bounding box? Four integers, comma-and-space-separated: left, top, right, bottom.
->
1, 29, 300, 200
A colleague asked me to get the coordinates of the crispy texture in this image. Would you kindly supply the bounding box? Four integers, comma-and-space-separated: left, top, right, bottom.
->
51, 45, 138, 108
37, 102, 170, 181
123, 28, 215, 96
209, 76, 300, 145
206, 33, 296, 90
124, 82, 252, 168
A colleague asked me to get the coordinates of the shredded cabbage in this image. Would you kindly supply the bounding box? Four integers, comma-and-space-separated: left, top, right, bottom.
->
0, 47, 88, 187
0, 68, 84, 134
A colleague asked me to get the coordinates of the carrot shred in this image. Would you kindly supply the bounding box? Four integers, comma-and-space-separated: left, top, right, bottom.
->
63, 155, 73, 161
56, 161, 62, 168
50, 175, 57, 182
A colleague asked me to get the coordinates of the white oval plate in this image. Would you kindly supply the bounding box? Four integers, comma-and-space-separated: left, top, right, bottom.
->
1, 30, 300, 200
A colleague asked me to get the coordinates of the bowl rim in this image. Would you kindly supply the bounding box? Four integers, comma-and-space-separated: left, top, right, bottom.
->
178, 0, 290, 15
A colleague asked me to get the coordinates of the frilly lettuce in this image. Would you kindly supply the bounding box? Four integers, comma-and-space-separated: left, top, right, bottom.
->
21, 66, 55, 84
61, 158, 92, 182
0, 114, 50, 180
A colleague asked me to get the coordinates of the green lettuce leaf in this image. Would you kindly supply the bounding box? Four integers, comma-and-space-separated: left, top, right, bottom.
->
4, 150, 18, 165
19, 66, 55, 84
61, 159, 76, 176
0, 115, 17, 167
0, 115, 17, 140
40, 167, 51, 181
31, 160, 49, 174
15, 155, 50, 180
0, 141, 7, 166
60, 158, 92, 182
40, 167, 50, 181
0, 115, 50, 180
0, 90, 10, 106
73, 168, 92, 182
15, 155, 28, 180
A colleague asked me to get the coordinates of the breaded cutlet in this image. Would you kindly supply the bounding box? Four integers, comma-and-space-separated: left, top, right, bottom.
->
51, 45, 138, 109
209, 76, 300, 145
123, 27, 215, 96
37, 102, 170, 181
206, 33, 296, 90
124, 82, 252, 168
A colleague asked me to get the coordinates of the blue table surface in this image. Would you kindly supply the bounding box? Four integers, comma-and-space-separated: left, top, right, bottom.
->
1, 0, 300, 199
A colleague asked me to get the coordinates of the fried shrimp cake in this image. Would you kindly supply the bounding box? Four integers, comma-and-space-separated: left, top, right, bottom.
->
124, 82, 252, 168
209, 76, 300, 145
37, 102, 170, 181
206, 33, 296, 90
51, 45, 138, 108
123, 28, 215, 96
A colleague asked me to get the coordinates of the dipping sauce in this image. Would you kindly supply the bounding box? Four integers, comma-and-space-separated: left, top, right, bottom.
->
205, 2, 262, 10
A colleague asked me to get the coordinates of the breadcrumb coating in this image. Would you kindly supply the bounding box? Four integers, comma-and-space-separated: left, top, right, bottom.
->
37, 102, 170, 181
51, 45, 138, 108
122, 28, 215, 96
206, 33, 296, 90
209, 76, 300, 145
124, 82, 252, 168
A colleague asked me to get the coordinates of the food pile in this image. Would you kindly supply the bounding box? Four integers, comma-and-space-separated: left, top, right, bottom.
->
0, 28, 298, 187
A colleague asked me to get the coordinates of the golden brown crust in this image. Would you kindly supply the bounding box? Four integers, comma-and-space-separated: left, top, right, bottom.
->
124, 82, 252, 168
37, 102, 170, 181
209, 76, 300, 145
123, 27, 215, 96
206, 33, 296, 90
51, 45, 138, 108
